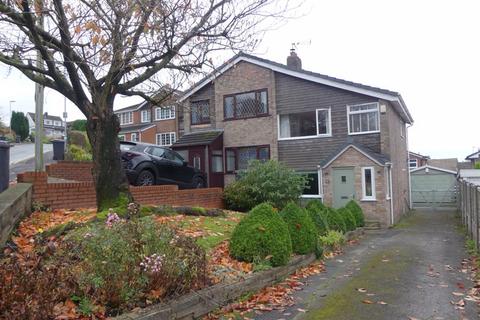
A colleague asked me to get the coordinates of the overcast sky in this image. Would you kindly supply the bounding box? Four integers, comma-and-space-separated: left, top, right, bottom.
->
0, 0, 478, 160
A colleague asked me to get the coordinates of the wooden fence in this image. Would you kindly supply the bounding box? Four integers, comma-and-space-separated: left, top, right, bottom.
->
458, 179, 480, 248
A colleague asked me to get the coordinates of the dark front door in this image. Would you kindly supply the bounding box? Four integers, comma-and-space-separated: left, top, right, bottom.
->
189, 147, 205, 172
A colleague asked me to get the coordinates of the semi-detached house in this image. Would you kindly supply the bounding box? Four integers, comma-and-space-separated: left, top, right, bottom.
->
172, 50, 414, 227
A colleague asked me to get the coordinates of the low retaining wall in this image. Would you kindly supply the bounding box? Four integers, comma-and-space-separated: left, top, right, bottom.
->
46, 161, 94, 182
17, 172, 224, 210
0, 183, 32, 247
115, 253, 316, 320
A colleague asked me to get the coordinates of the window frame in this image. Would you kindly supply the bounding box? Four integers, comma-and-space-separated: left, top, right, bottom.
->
278, 107, 332, 141
361, 166, 376, 201
119, 111, 133, 125
224, 145, 270, 173
141, 110, 151, 123
223, 89, 269, 121
347, 102, 380, 135
156, 132, 176, 146
130, 132, 138, 142
211, 150, 224, 173
300, 169, 323, 199
190, 99, 211, 125
409, 159, 418, 169
154, 106, 176, 121
118, 134, 125, 141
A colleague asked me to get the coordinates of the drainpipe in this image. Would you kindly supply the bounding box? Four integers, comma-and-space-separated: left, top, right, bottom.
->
388, 164, 394, 225
406, 124, 413, 210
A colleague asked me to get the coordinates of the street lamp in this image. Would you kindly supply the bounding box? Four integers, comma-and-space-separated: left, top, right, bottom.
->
8, 100, 15, 135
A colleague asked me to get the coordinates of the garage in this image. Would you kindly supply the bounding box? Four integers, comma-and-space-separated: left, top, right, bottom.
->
411, 165, 458, 207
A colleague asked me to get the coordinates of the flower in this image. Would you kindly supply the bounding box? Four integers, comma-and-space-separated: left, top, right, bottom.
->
106, 211, 121, 228
140, 253, 165, 273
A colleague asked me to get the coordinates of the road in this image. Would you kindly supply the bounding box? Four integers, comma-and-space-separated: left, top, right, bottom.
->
9, 143, 53, 165
258, 209, 477, 320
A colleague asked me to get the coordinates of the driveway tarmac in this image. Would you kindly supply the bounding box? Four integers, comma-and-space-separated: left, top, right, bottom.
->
258, 209, 477, 320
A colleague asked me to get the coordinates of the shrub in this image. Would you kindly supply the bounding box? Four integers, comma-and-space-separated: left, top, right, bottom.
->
325, 207, 347, 233
279, 202, 317, 255
223, 160, 308, 211
318, 230, 346, 251
68, 144, 92, 161
305, 199, 329, 235
229, 203, 292, 266
338, 207, 356, 231
346, 200, 365, 227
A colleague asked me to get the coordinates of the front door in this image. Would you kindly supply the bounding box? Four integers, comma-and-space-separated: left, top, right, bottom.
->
333, 168, 355, 208
188, 147, 205, 172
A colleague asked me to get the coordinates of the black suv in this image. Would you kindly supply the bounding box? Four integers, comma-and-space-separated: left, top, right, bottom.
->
120, 141, 206, 188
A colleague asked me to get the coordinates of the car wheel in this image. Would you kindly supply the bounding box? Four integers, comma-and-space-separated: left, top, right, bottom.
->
136, 170, 155, 186
193, 176, 205, 188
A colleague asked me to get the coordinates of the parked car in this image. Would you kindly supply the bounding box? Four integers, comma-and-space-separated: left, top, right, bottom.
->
120, 141, 207, 188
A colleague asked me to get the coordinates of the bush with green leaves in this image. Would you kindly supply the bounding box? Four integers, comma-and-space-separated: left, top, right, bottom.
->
305, 199, 329, 235
63, 215, 206, 312
223, 160, 308, 211
318, 230, 346, 251
279, 202, 317, 255
346, 200, 365, 227
337, 207, 356, 231
324, 207, 347, 233
229, 203, 292, 267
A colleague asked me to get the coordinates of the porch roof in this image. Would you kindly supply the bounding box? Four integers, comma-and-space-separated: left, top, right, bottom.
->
321, 142, 390, 168
172, 130, 223, 148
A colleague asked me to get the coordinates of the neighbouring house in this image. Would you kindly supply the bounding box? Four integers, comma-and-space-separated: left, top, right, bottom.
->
408, 151, 429, 170
465, 150, 480, 168
174, 50, 414, 226
27, 112, 65, 138
114, 90, 183, 146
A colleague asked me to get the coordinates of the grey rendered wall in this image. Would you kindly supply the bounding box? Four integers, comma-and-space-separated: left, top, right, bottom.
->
0, 183, 32, 247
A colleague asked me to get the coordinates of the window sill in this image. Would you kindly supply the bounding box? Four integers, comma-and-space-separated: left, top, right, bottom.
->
154, 118, 175, 121
223, 114, 270, 122
361, 198, 377, 202
348, 130, 380, 136
301, 194, 323, 199
192, 123, 211, 126
279, 134, 332, 141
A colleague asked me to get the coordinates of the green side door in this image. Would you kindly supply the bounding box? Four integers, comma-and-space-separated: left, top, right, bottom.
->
333, 168, 355, 208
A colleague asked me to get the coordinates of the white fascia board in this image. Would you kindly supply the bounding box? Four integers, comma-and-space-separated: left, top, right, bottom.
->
410, 165, 457, 175
322, 145, 385, 168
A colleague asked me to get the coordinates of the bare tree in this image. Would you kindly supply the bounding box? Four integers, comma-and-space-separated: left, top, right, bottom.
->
0, 0, 292, 209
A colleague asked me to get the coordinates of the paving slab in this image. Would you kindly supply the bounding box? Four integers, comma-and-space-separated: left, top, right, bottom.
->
256, 209, 478, 320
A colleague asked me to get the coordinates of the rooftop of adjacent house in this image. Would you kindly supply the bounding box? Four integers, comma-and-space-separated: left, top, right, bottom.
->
172, 130, 223, 147
119, 123, 156, 134
409, 151, 430, 160
115, 87, 184, 114
465, 150, 480, 160
180, 51, 413, 124
27, 112, 63, 123
458, 169, 480, 185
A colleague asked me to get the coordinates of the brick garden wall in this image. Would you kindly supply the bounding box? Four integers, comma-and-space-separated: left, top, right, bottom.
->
17, 172, 224, 210
46, 161, 94, 182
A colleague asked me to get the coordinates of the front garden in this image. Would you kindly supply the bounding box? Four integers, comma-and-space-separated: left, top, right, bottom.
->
1, 160, 366, 319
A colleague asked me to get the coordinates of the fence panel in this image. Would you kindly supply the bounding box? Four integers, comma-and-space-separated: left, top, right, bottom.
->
458, 179, 480, 249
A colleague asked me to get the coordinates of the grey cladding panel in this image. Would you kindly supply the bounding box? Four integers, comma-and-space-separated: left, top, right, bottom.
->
275, 72, 382, 171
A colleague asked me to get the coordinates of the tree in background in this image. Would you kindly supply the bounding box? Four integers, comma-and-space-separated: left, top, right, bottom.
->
71, 119, 87, 132
0, 0, 293, 210
10, 111, 29, 141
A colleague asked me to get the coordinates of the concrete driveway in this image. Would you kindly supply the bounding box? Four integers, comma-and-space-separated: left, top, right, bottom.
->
257, 209, 477, 320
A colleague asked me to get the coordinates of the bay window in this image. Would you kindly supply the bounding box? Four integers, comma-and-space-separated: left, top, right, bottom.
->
225, 145, 270, 173
191, 100, 210, 125
348, 103, 380, 134
279, 108, 331, 139
224, 89, 268, 120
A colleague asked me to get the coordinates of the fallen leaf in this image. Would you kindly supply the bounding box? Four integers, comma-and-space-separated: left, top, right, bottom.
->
452, 292, 464, 296
377, 301, 387, 305
356, 288, 367, 293
362, 299, 374, 304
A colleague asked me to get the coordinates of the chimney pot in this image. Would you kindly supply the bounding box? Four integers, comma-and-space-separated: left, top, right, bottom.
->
287, 49, 302, 70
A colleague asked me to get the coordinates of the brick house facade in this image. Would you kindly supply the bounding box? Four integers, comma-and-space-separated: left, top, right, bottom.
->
172, 51, 413, 226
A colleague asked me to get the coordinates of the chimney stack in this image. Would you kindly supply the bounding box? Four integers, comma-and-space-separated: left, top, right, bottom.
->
287, 48, 302, 70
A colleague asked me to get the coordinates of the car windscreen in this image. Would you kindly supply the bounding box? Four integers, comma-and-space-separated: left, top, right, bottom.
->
120, 143, 135, 151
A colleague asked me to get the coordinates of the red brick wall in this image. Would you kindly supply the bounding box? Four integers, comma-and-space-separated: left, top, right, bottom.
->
17, 172, 224, 210
46, 161, 94, 182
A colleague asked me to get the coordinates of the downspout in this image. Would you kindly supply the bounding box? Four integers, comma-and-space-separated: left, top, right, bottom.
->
388, 164, 394, 225
406, 124, 413, 209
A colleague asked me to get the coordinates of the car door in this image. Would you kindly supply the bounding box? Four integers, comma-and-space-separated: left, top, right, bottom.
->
145, 146, 171, 184
164, 149, 194, 185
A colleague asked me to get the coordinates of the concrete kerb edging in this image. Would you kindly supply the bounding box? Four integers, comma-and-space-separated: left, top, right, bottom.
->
114, 253, 317, 320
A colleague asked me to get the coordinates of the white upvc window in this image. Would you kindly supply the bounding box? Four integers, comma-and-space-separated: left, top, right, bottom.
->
361, 167, 376, 201
119, 112, 133, 125
300, 169, 323, 198
409, 159, 418, 169
155, 106, 175, 120
385, 166, 392, 200
400, 122, 405, 138
44, 119, 52, 125
278, 107, 332, 140
118, 134, 125, 141
156, 132, 176, 146
347, 102, 380, 135
141, 110, 151, 123
131, 133, 138, 142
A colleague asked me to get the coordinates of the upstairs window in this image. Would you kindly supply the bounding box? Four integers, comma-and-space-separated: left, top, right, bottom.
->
155, 106, 175, 120
224, 89, 268, 120
279, 108, 331, 139
348, 103, 379, 134
191, 100, 210, 125
409, 159, 418, 169
44, 119, 52, 125
119, 112, 133, 125
141, 110, 151, 123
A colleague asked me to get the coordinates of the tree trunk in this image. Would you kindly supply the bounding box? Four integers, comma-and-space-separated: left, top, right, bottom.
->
86, 97, 132, 211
